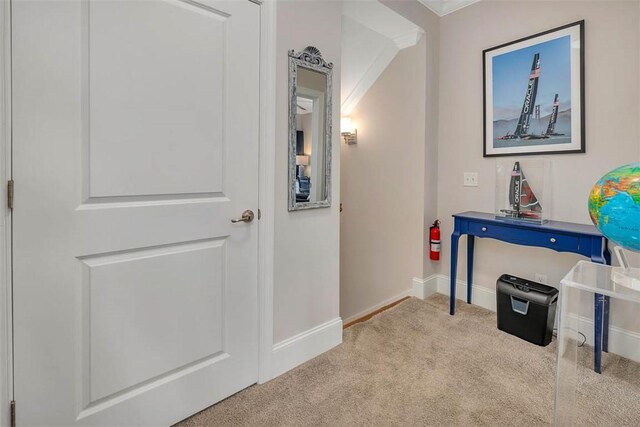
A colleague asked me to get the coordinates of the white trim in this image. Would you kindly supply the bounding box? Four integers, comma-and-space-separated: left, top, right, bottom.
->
258, 0, 276, 384
341, 43, 397, 116
0, 1, 11, 425
342, 289, 413, 325
417, 0, 481, 17
392, 29, 424, 50
412, 275, 438, 300
271, 318, 343, 379
343, 0, 424, 44
568, 315, 640, 364
435, 274, 497, 312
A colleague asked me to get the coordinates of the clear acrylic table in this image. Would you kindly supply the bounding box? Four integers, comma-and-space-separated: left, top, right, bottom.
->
555, 261, 640, 425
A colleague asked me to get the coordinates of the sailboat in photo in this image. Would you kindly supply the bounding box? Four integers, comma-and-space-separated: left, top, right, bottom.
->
497, 53, 549, 141
543, 93, 565, 137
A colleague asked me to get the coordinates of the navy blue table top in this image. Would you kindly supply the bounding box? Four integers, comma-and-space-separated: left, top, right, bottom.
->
452, 211, 603, 238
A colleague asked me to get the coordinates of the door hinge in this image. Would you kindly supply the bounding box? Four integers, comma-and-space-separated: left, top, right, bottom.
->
7, 180, 14, 210
10, 400, 15, 427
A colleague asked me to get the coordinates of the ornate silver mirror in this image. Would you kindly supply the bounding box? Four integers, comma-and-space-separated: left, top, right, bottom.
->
288, 46, 333, 211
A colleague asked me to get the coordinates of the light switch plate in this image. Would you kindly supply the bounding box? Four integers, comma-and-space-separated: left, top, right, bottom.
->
463, 172, 478, 187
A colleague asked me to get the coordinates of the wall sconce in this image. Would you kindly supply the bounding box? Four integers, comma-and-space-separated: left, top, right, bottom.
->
341, 117, 357, 145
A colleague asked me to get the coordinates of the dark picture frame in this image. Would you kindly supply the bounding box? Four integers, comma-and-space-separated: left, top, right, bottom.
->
483, 21, 585, 157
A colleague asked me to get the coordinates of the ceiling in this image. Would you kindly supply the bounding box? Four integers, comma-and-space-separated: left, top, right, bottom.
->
343, 1, 425, 49
417, 0, 481, 17
341, 1, 424, 115
297, 97, 313, 115
341, 0, 480, 115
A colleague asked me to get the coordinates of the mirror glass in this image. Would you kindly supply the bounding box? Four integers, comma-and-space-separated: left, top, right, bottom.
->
295, 68, 327, 204
289, 47, 333, 211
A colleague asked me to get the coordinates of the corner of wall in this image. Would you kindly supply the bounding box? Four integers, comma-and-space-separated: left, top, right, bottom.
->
271, 317, 343, 380
412, 276, 438, 299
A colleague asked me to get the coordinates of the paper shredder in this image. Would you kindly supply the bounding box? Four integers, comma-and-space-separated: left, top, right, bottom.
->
496, 274, 559, 346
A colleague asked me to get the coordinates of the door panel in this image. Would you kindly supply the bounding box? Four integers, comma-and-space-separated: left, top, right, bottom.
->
12, 1, 260, 425
84, 239, 226, 403
87, 0, 226, 198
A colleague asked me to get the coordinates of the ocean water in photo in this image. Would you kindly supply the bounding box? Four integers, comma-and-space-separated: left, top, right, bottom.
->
493, 135, 571, 148
492, 109, 572, 149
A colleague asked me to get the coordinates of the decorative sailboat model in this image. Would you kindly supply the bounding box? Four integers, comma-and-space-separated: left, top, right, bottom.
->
499, 161, 545, 222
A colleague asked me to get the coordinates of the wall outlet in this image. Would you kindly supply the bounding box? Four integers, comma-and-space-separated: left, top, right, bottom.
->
534, 273, 548, 284
463, 172, 478, 187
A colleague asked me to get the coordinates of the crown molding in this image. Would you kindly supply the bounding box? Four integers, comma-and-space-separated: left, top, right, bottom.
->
417, 0, 482, 17
341, 42, 398, 116
343, 1, 424, 49
393, 28, 425, 50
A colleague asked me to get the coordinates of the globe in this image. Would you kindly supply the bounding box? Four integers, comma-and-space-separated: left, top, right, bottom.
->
588, 163, 640, 252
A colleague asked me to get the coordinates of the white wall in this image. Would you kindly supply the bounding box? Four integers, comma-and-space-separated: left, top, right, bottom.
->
274, 0, 342, 344
340, 41, 427, 321
381, 0, 440, 280
437, 1, 640, 293
339, 0, 440, 322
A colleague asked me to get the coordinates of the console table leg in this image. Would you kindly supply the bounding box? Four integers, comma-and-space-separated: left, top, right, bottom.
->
467, 235, 474, 305
591, 239, 610, 371
602, 241, 611, 353
594, 294, 603, 374
603, 243, 612, 265
603, 296, 610, 353
450, 231, 461, 315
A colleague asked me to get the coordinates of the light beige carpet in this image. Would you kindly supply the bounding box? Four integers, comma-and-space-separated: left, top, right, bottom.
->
177, 294, 640, 426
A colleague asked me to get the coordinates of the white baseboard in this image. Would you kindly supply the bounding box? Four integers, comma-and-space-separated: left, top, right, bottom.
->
434, 274, 640, 363
343, 289, 413, 325
412, 275, 438, 300
271, 317, 343, 379
435, 274, 497, 312
565, 315, 640, 364
342, 276, 441, 326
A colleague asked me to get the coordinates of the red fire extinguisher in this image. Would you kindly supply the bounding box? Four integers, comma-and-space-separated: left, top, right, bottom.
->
429, 220, 441, 261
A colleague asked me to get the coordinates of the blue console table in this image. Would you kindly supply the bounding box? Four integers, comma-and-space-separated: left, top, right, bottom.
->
450, 211, 611, 373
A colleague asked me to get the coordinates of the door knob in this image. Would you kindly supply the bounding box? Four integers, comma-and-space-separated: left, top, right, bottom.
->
231, 210, 255, 223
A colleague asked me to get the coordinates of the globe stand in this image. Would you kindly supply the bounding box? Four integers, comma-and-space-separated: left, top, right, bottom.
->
612, 246, 640, 291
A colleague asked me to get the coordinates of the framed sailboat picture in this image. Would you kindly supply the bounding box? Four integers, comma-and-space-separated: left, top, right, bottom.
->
483, 21, 585, 157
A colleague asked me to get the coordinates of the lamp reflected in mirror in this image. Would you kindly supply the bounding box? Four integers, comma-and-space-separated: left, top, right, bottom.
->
296, 154, 310, 179
295, 154, 311, 202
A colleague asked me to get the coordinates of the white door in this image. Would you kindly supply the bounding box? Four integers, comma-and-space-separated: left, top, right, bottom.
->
11, 0, 260, 425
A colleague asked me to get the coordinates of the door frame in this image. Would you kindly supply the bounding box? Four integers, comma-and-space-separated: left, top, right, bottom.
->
257, 0, 276, 384
0, 0, 12, 425
0, 0, 277, 423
